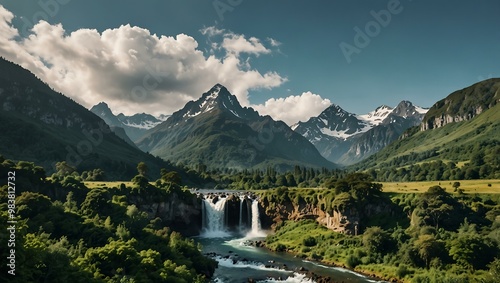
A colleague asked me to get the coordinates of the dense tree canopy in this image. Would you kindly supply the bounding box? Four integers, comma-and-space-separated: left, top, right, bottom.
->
0, 158, 216, 283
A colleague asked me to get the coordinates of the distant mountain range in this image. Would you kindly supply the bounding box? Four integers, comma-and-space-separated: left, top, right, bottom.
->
136, 84, 337, 171
292, 101, 428, 165
0, 58, 191, 181
2, 56, 497, 178
90, 102, 169, 142
353, 78, 500, 172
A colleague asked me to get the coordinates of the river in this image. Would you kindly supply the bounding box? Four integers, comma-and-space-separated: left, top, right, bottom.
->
196, 234, 385, 283
193, 193, 385, 283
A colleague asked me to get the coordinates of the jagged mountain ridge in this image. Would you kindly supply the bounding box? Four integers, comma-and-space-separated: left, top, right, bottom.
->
137, 84, 337, 171
90, 102, 168, 142
293, 100, 428, 165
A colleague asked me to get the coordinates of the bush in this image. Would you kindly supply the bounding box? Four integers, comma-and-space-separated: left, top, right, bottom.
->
396, 264, 412, 279
303, 236, 317, 247
346, 254, 361, 268
275, 244, 287, 252
301, 247, 311, 253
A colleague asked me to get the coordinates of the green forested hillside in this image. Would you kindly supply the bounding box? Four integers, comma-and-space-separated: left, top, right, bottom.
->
353, 103, 500, 181
422, 78, 499, 129
0, 157, 216, 282
0, 58, 198, 182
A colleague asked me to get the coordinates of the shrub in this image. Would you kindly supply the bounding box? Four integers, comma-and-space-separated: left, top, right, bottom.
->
396, 264, 412, 278
303, 236, 317, 247
346, 254, 361, 268
301, 247, 311, 253
275, 244, 287, 252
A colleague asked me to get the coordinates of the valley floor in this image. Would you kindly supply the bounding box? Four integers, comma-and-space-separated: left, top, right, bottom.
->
380, 179, 500, 194
84, 179, 500, 194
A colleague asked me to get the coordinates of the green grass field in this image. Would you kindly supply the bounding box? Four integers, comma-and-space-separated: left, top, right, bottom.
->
84, 179, 500, 194
380, 179, 500, 194
84, 181, 135, 189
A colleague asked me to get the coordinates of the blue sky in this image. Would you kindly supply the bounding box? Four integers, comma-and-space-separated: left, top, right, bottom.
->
0, 0, 499, 123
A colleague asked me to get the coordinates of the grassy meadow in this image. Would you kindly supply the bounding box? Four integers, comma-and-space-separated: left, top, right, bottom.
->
84, 181, 135, 189
380, 179, 500, 194
84, 179, 500, 194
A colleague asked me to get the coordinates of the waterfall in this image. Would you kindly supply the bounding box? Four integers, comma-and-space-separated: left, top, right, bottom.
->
239, 195, 245, 232
246, 199, 266, 238
202, 200, 206, 229
202, 196, 230, 238
251, 199, 262, 232
246, 199, 252, 229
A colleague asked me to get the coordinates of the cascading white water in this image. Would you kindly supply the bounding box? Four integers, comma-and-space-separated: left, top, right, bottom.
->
251, 199, 262, 232
246, 198, 266, 238
202, 197, 230, 238
239, 195, 245, 232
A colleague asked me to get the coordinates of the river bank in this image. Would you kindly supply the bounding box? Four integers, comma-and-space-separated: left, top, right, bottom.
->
251, 240, 399, 283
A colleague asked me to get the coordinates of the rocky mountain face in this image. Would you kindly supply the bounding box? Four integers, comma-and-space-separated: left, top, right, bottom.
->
90, 102, 168, 142
137, 84, 337, 171
421, 78, 500, 131
293, 101, 428, 165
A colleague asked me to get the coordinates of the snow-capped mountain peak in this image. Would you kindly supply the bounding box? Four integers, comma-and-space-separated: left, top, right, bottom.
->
293, 104, 369, 142
391, 100, 429, 118
293, 100, 429, 165
181, 83, 254, 119
90, 103, 170, 141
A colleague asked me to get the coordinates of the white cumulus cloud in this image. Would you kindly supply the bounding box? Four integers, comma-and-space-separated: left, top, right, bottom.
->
0, 6, 286, 116
253, 92, 331, 125
222, 34, 271, 56
201, 26, 276, 58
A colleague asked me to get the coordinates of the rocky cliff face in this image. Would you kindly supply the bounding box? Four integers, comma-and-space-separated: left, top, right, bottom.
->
420, 106, 484, 131
420, 78, 499, 131
128, 191, 202, 236
259, 195, 395, 235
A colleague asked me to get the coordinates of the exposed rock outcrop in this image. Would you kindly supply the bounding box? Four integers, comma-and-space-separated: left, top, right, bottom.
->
420, 107, 484, 131
420, 78, 500, 131
128, 191, 202, 236
259, 195, 395, 235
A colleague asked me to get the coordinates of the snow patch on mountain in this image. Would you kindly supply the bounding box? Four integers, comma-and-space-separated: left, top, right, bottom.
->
357, 105, 393, 126
320, 128, 352, 139
122, 120, 161, 130
414, 106, 428, 114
